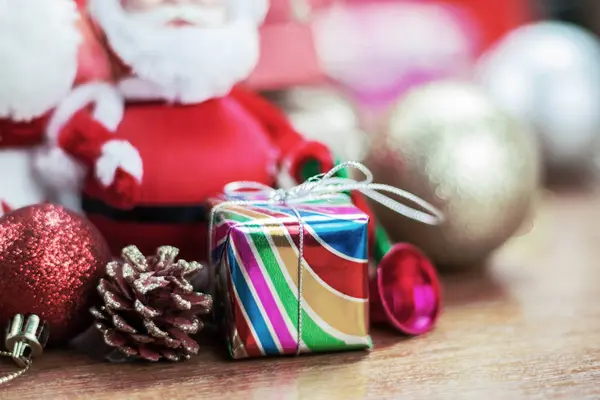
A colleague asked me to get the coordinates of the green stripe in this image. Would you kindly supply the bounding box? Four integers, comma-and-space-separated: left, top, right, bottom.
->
248, 231, 346, 350
220, 211, 256, 224
374, 225, 392, 264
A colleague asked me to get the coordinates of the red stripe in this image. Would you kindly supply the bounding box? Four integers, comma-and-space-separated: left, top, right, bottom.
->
301, 232, 368, 300
214, 223, 231, 244
228, 272, 262, 358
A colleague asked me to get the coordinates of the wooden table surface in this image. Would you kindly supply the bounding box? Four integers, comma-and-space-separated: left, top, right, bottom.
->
1, 186, 599, 399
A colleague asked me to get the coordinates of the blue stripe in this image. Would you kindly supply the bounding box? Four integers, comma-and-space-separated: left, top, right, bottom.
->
308, 219, 368, 261
295, 210, 368, 260
227, 245, 280, 355
261, 205, 369, 260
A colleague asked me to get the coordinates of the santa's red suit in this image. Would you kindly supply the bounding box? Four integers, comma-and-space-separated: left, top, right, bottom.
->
43, 0, 333, 262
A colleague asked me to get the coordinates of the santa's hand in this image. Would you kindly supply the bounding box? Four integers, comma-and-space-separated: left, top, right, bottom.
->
286, 140, 335, 183
95, 140, 143, 208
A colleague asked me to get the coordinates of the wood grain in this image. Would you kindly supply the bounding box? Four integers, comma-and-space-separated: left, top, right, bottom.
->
1, 187, 599, 399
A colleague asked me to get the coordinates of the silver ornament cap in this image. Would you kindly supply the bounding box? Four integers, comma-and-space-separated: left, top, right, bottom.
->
5, 314, 49, 367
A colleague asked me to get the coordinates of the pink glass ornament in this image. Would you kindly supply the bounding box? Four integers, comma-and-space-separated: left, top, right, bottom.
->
370, 243, 441, 335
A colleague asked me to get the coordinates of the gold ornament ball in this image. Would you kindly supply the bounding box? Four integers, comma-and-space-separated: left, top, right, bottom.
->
365, 81, 541, 271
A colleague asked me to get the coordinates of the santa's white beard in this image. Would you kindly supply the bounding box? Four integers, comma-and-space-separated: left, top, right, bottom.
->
89, 0, 262, 104
0, 0, 81, 122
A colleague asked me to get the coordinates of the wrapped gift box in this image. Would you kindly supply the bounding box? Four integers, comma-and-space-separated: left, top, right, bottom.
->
210, 195, 372, 359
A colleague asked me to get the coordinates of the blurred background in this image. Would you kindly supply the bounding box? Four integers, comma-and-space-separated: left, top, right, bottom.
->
248, 0, 600, 273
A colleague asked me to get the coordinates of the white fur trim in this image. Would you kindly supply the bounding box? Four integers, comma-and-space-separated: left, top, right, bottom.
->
89, 0, 262, 103
34, 146, 86, 192
229, 0, 269, 24
33, 147, 83, 213
54, 192, 84, 214
47, 82, 125, 145
0, 148, 46, 209
117, 77, 172, 102
96, 140, 143, 187
0, 0, 81, 121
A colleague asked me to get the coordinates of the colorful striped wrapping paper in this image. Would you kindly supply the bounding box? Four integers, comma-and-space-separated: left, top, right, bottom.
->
210, 195, 373, 359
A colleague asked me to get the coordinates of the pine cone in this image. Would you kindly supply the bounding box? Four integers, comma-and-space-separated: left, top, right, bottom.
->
90, 245, 213, 362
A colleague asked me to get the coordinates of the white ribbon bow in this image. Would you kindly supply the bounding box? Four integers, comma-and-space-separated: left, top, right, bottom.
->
223, 161, 444, 226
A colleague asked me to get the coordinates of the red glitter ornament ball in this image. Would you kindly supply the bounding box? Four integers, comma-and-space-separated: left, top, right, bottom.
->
0, 204, 111, 345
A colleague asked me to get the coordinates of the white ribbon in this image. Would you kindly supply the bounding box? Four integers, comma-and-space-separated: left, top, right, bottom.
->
223, 161, 444, 226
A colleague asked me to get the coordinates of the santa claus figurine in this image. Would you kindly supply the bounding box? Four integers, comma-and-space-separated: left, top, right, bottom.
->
0, 0, 84, 215
43, 0, 332, 261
